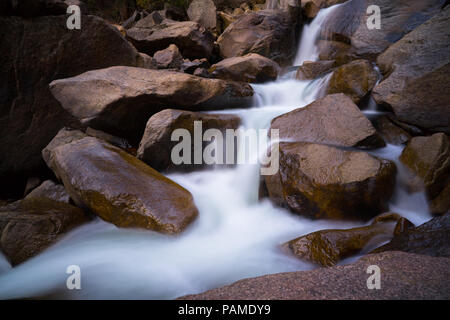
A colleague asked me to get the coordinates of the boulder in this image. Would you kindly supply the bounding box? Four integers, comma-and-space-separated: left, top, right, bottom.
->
193, 68, 211, 78
325, 60, 378, 103
187, 0, 218, 31
42, 130, 199, 234
85, 127, 134, 152
373, 116, 411, 145
283, 219, 398, 267
217, 9, 299, 65
373, 214, 450, 257
209, 53, 280, 83
25, 180, 71, 203
181, 58, 211, 74
181, 251, 450, 299
296, 60, 335, 80
0, 198, 88, 266
153, 44, 184, 69
126, 20, 215, 59
264, 142, 396, 220
372, 7, 450, 134
133, 11, 165, 28
49, 66, 253, 143
318, 0, 446, 64
0, 15, 142, 195
300, 0, 347, 19
270, 94, 385, 149
399, 133, 450, 215
137, 109, 241, 171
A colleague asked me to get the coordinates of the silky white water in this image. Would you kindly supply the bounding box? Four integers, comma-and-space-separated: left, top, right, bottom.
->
0, 5, 431, 299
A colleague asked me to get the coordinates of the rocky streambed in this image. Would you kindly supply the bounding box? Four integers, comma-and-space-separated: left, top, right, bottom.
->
0, 0, 449, 299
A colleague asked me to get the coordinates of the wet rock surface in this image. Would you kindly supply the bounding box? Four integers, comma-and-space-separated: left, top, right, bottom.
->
137, 109, 241, 171
0, 198, 89, 266
49, 67, 253, 143
181, 251, 450, 299
43, 130, 199, 234
209, 53, 280, 83
270, 94, 385, 149
372, 7, 450, 134
264, 142, 396, 220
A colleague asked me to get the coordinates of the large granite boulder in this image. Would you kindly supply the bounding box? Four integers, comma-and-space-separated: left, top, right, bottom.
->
399, 133, 450, 215
325, 59, 378, 103
137, 109, 241, 171
0, 15, 142, 195
217, 9, 299, 65
372, 7, 450, 134
49, 67, 253, 143
187, 0, 218, 31
209, 53, 280, 83
0, 198, 89, 266
270, 94, 385, 149
42, 129, 199, 234
264, 142, 396, 220
181, 251, 450, 299
317, 0, 446, 64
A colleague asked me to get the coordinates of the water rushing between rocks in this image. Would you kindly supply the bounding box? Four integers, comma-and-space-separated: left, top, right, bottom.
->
0, 5, 432, 299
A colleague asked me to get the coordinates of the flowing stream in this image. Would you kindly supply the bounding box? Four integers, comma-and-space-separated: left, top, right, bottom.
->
0, 5, 432, 299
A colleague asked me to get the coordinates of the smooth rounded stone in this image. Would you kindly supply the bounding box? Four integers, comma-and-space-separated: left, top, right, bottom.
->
217, 9, 298, 65
0, 198, 89, 266
318, 0, 445, 64
282, 220, 397, 267
187, 0, 218, 31
42, 132, 199, 234
372, 214, 450, 257
295, 60, 335, 80
373, 116, 411, 145
126, 20, 215, 59
325, 60, 378, 103
137, 109, 241, 171
209, 53, 280, 83
270, 93, 385, 149
25, 180, 70, 203
399, 133, 450, 215
180, 251, 450, 299
372, 7, 450, 134
49, 66, 253, 143
153, 44, 184, 69
0, 15, 142, 188
264, 142, 397, 220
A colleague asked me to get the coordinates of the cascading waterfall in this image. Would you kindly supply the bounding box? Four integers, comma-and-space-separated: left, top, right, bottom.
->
0, 5, 431, 299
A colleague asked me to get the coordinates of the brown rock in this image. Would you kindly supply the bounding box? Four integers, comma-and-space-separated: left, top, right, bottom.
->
296, 60, 335, 80
137, 109, 241, 171
181, 58, 211, 74
283, 221, 397, 267
49, 66, 253, 143
42, 130, 199, 234
270, 94, 385, 149
325, 60, 378, 103
25, 180, 70, 203
399, 133, 450, 215
318, 0, 445, 63
187, 0, 218, 31
126, 20, 215, 59
0, 15, 142, 190
373, 214, 450, 257
374, 116, 411, 145
217, 9, 298, 65
0, 198, 88, 266
264, 142, 396, 220
300, 0, 347, 19
153, 44, 184, 69
180, 251, 450, 299
372, 7, 450, 134
209, 53, 280, 83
